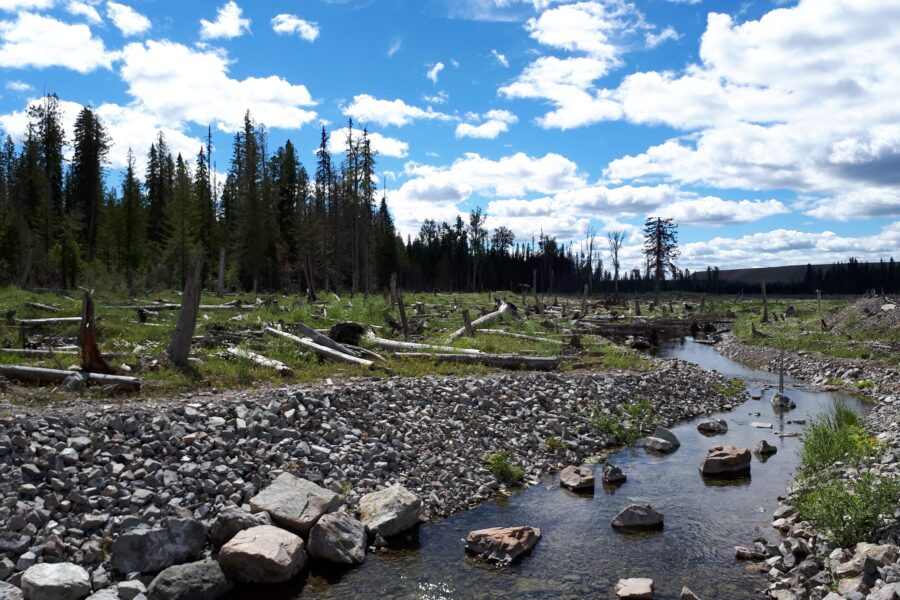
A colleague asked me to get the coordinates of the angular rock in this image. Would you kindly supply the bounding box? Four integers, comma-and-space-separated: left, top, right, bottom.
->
755, 440, 778, 456
85, 591, 119, 600
643, 437, 675, 453
308, 512, 367, 565
219, 525, 306, 584
147, 559, 233, 600
615, 577, 654, 599
652, 426, 680, 448
111, 519, 206, 574
560, 465, 594, 491
699, 445, 751, 477
680, 587, 701, 600
249, 473, 342, 536
464, 526, 541, 564
359, 484, 422, 537
611, 504, 664, 530
602, 462, 627, 485
21, 563, 91, 600
697, 419, 728, 434
117, 581, 147, 600
209, 507, 272, 547
0, 532, 31, 554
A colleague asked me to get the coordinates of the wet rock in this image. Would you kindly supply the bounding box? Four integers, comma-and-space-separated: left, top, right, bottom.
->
209, 507, 272, 547
560, 465, 594, 491
751, 422, 773, 429
0, 582, 23, 600
680, 587, 701, 600
20, 563, 91, 600
359, 484, 422, 537
615, 577, 654, 599
735, 546, 765, 561
643, 437, 675, 453
755, 440, 778, 456
699, 446, 751, 477
146, 559, 233, 600
117, 580, 147, 600
111, 519, 206, 574
652, 426, 680, 448
464, 526, 541, 564
219, 525, 306, 584
602, 462, 627, 485
249, 473, 342, 536
772, 393, 796, 409
697, 419, 728, 434
611, 505, 664, 530
308, 512, 366, 565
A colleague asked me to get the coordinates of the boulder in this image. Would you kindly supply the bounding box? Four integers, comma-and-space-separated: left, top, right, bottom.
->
209, 507, 272, 547
359, 484, 422, 537
21, 563, 91, 600
772, 393, 796, 409
117, 581, 147, 600
147, 559, 233, 600
643, 437, 675, 453
697, 419, 728, 434
249, 473, 342, 536
85, 590, 119, 600
699, 446, 751, 477
560, 465, 594, 491
308, 512, 366, 565
755, 440, 778, 456
218, 525, 306, 584
464, 526, 541, 564
0, 582, 23, 600
651, 426, 680, 448
602, 462, 627, 485
611, 505, 664, 530
615, 577, 654, 599
111, 519, 206, 574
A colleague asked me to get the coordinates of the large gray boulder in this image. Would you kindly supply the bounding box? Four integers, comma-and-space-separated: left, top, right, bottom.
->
0, 582, 23, 600
219, 525, 306, 584
699, 445, 751, 477
643, 437, 675, 453
560, 465, 594, 491
111, 519, 206, 574
249, 473, 342, 536
697, 419, 728, 434
209, 507, 272, 547
147, 559, 233, 600
611, 505, 664, 530
359, 484, 422, 537
464, 526, 541, 564
651, 426, 680, 448
21, 563, 91, 600
85, 591, 119, 600
308, 512, 367, 565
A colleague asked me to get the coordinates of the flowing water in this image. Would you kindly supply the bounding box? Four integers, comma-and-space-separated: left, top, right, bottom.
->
228, 340, 870, 600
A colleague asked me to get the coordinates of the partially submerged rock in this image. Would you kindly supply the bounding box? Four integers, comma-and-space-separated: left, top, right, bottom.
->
615, 577, 654, 599
697, 419, 728, 434
755, 440, 778, 456
560, 465, 594, 491
308, 512, 367, 565
643, 437, 675, 453
700, 445, 751, 477
359, 484, 422, 537
464, 526, 541, 564
602, 462, 627, 485
250, 473, 342, 536
219, 525, 306, 584
651, 426, 680, 448
611, 505, 664, 530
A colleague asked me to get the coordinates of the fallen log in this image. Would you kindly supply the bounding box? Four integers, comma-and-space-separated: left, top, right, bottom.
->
363, 332, 482, 355
265, 327, 373, 367
285, 322, 361, 357
225, 346, 294, 376
393, 352, 560, 371
344, 344, 387, 363
0, 348, 78, 356
25, 302, 60, 313
0, 365, 141, 391
476, 328, 563, 345
17, 317, 82, 326
448, 302, 509, 341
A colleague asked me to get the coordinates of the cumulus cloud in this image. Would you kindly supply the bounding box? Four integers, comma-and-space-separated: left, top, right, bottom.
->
327, 127, 409, 158
66, 1, 102, 23
0, 12, 114, 73
5, 80, 31, 92
426, 61, 444, 84
271, 14, 319, 42
455, 109, 517, 139
106, 2, 150, 36
343, 94, 452, 127
200, 1, 250, 40
645, 25, 678, 48
0, 0, 54, 10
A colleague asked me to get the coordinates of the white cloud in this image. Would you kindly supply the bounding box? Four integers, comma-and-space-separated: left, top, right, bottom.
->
343, 94, 452, 127
455, 109, 518, 139
106, 2, 149, 36
0, 12, 113, 73
426, 61, 444, 84
0, 0, 54, 10
387, 36, 402, 57
645, 25, 678, 48
5, 79, 31, 92
327, 127, 409, 158
66, 1, 102, 23
423, 90, 449, 105
200, 1, 249, 40
119, 40, 317, 132
271, 14, 319, 42
491, 48, 509, 67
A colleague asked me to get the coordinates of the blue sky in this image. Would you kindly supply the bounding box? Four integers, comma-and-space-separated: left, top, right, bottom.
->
0, 0, 898, 273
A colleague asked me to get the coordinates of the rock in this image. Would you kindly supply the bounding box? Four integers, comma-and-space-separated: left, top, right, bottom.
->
755, 440, 778, 456
699, 445, 751, 477
219, 525, 306, 584
735, 546, 765, 560
0, 582, 24, 600
560, 465, 594, 491
772, 393, 796, 409
615, 577, 654, 599
611, 505, 664, 530
0, 532, 32, 554
643, 437, 675, 453
464, 526, 541, 564
209, 507, 272, 547
359, 484, 422, 537
308, 512, 366, 565
147, 560, 233, 600
111, 519, 206, 574
249, 473, 342, 536
602, 462, 627, 485
20, 563, 91, 600
866, 587, 897, 600
85, 590, 120, 600
680, 587, 701, 600
117, 581, 147, 600
652, 425, 680, 447
751, 422, 773, 428
697, 419, 728, 434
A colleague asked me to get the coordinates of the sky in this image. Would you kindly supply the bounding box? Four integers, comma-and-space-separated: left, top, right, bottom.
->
0, 0, 898, 274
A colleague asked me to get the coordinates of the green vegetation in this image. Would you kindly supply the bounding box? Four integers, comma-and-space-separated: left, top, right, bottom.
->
486, 451, 525, 483
826, 378, 846, 388
713, 377, 744, 397
545, 436, 567, 453
798, 404, 876, 475
589, 398, 657, 445
856, 380, 876, 390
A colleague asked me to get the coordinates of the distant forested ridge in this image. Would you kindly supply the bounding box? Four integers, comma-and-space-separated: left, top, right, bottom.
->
0, 94, 896, 296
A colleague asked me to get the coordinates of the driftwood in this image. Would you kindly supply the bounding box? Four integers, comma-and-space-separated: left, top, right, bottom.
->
287, 322, 360, 357
167, 255, 204, 368
26, 302, 60, 312
448, 302, 509, 341
226, 346, 294, 376
344, 344, 387, 362
363, 332, 482, 355
476, 328, 563, 345
79, 291, 113, 374
393, 352, 560, 371
0, 365, 141, 391
265, 327, 373, 367
17, 317, 82, 326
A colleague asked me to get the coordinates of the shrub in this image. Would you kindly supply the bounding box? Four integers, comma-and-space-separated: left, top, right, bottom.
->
589, 399, 657, 445
545, 436, 566, 452
486, 451, 525, 483
856, 380, 875, 390
799, 403, 876, 476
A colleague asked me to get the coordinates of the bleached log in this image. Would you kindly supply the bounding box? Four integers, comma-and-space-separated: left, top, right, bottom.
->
447, 302, 509, 340
343, 344, 387, 363
264, 327, 372, 367
393, 352, 560, 370
225, 346, 294, 376
363, 332, 482, 355
476, 329, 563, 345
25, 302, 60, 312
17, 317, 82, 326
287, 322, 360, 357
0, 348, 78, 356
0, 365, 141, 391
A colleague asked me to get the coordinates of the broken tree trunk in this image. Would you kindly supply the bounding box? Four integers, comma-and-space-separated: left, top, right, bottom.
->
264, 327, 373, 367
226, 346, 294, 376
287, 322, 360, 357
26, 302, 60, 313
17, 317, 82, 326
363, 332, 482, 355
0, 365, 141, 391
167, 254, 204, 368
532, 269, 541, 314
462, 309, 475, 338
79, 291, 113, 374
761, 280, 769, 323
217, 247, 225, 296
448, 302, 510, 341
580, 284, 587, 317
397, 289, 409, 341
393, 352, 560, 371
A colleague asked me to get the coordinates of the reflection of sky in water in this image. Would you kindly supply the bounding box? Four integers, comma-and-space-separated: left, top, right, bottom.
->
226, 341, 870, 600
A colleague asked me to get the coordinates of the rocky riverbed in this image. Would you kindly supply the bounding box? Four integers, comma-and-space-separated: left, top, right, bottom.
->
0, 358, 743, 599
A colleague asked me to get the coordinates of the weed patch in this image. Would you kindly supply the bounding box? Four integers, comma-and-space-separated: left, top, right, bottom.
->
486, 451, 525, 483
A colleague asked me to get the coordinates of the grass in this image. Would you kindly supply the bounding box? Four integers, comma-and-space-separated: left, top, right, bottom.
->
589, 398, 657, 445
545, 436, 567, 453
798, 403, 876, 475
856, 380, 876, 390
713, 377, 744, 397
486, 450, 525, 483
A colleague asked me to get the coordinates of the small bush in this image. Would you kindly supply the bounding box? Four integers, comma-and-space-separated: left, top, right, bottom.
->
713, 378, 744, 398
799, 403, 876, 476
545, 436, 566, 452
486, 451, 525, 483
589, 399, 656, 445
826, 378, 845, 387
856, 380, 875, 390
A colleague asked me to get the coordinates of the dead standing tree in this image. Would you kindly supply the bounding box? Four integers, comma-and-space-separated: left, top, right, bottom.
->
79, 291, 113, 374
167, 254, 204, 368
607, 230, 626, 302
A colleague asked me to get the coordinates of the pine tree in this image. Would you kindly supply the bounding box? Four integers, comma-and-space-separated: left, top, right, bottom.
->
164, 154, 197, 286
120, 150, 145, 290
70, 106, 110, 261
643, 217, 679, 303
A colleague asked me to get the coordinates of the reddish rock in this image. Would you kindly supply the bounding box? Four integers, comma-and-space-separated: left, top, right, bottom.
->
464, 526, 542, 564
560, 466, 594, 491
219, 525, 306, 583
699, 445, 751, 476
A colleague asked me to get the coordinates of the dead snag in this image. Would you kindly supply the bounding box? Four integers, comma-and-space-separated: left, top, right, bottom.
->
761, 280, 769, 323
167, 254, 204, 368
462, 309, 475, 338
79, 291, 113, 374
448, 302, 509, 341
